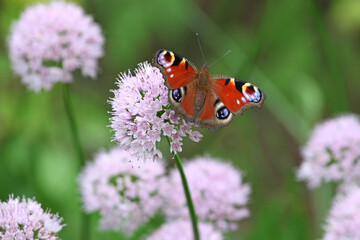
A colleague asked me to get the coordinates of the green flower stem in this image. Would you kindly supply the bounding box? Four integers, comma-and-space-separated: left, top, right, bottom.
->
62, 84, 89, 240
166, 136, 200, 240
62, 84, 85, 166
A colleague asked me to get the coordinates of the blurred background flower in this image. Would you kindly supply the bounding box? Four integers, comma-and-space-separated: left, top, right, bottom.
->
297, 114, 360, 188
8, 1, 104, 91
162, 156, 251, 231
147, 220, 223, 240
0, 195, 64, 240
322, 185, 360, 240
78, 147, 166, 235
109, 62, 202, 162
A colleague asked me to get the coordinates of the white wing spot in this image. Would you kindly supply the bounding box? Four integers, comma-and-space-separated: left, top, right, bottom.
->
170, 74, 174, 78
237, 99, 240, 105
252, 90, 261, 102
167, 68, 172, 72
241, 97, 246, 103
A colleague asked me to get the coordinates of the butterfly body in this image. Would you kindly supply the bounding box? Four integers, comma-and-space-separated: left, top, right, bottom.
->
192, 65, 210, 117
153, 49, 265, 131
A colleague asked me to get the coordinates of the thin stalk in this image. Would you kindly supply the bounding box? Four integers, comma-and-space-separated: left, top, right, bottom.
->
62, 84, 89, 240
62, 84, 85, 166
166, 136, 200, 240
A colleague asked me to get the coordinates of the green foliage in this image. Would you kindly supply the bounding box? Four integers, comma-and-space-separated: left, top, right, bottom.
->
1, 0, 359, 239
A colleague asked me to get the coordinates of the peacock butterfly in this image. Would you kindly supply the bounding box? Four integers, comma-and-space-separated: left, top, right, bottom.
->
153, 49, 265, 131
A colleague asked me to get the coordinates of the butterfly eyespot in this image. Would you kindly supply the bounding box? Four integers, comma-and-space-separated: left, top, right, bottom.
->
242, 83, 261, 102
157, 50, 175, 68
245, 85, 255, 93
172, 89, 182, 102
216, 107, 230, 119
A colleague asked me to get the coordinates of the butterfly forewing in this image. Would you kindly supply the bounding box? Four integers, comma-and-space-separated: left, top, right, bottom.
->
153, 49, 199, 89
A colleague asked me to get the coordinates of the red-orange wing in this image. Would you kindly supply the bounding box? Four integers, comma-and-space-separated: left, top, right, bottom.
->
195, 91, 234, 131
166, 84, 196, 122
197, 94, 215, 121
212, 76, 265, 115
153, 49, 199, 89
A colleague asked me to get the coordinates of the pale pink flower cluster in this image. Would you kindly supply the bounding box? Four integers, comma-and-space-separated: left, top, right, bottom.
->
162, 156, 251, 231
322, 186, 360, 240
0, 195, 64, 240
297, 114, 360, 188
147, 220, 223, 240
78, 147, 166, 235
109, 62, 202, 162
8, 1, 104, 91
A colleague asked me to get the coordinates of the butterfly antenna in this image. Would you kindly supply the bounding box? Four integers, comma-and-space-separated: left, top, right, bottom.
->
196, 33, 207, 65
208, 50, 231, 68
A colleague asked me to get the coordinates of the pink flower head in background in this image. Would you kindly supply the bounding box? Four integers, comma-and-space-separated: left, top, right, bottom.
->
322, 186, 360, 240
8, 1, 104, 91
78, 147, 166, 235
162, 156, 251, 231
147, 220, 223, 240
0, 195, 64, 240
297, 114, 360, 188
109, 62, 202, 162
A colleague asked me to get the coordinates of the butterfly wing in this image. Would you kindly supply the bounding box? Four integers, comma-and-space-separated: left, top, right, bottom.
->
195, 91, 234, 131
167, 84, 196, 122
193, 76, 265, 131
212, 75, 265, 115
153, 49, 199, 89
153, 50, 265, 130
153, 49, 199, 122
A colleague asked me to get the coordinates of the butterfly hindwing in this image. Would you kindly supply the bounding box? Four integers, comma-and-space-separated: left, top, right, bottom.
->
153, 49, 199, 89
168, 84, 196, 122
212, 75, 265, 115
195, 93, 234, 130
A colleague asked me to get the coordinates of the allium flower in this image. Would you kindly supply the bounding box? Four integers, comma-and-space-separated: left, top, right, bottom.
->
147, 220, 223, 240
162, 156, 251, 231
8, 1, 104, 91
109, 62, 202, 162
322, 186, 360, 240
0, 195, 64, 240
78, 147, 166, 235
297, 114, 360, 188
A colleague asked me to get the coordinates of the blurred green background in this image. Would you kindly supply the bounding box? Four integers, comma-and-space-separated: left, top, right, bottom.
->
1, 0, 360, 239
